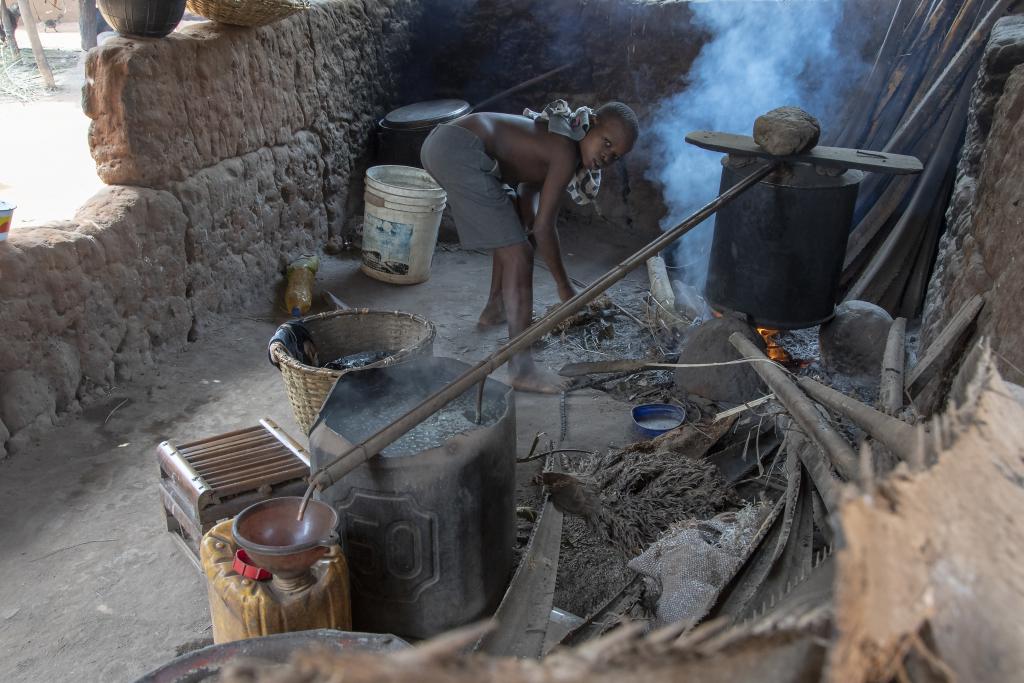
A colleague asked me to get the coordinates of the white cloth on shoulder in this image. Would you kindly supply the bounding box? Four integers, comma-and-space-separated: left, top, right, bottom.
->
523, 99, 601, 206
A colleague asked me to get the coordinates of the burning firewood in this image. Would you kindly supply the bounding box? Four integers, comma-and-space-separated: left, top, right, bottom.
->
214, 346, 1023, 683
728, 333, 859, 481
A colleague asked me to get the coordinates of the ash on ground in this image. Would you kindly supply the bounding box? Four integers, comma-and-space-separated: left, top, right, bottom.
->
533, 287, 666, 374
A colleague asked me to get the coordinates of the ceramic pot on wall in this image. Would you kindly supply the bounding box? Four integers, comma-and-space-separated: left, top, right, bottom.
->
98, 0, 185, 38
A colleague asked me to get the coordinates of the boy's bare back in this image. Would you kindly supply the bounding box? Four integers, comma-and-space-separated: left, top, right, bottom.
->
454, 113, 578, 189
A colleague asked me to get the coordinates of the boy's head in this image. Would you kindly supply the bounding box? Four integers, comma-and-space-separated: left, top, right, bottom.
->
580, 101, 639, 172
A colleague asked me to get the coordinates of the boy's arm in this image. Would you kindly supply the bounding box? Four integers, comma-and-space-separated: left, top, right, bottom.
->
531, 152, 577, 302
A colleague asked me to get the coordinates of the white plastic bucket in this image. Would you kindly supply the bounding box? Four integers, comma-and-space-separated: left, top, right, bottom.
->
361, 165, 447, 285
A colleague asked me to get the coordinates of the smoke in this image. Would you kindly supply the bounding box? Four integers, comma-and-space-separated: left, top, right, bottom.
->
647, 0, 867, 287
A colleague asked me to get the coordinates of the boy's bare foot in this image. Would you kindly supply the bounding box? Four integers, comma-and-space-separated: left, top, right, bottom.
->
511, 366, 566, 394
477, 301, 507, 327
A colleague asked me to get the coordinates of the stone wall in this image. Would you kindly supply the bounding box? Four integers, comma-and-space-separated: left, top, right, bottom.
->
0, 0, 891, 457
920, 16, 1024, 384
0, 0, 419, 456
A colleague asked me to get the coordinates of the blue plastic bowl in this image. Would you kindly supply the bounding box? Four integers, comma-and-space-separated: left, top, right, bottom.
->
631, 403, 686, 438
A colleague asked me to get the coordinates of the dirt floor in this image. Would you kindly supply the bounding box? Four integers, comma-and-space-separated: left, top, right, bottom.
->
0, 220, 654, 681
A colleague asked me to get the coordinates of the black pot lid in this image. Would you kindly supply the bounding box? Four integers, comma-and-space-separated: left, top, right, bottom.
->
383, 99, 471, 129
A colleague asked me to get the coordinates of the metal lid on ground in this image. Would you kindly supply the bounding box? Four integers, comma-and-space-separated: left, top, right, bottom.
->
383, 99, 471, 130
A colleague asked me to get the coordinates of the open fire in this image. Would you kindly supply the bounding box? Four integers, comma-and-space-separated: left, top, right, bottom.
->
756, 327, 791, 365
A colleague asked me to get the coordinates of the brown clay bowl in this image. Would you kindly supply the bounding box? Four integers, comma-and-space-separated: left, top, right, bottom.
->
232, 497, 339, 579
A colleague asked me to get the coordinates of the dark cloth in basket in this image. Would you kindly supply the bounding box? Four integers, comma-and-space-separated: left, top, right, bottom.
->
268, 322, 319, 369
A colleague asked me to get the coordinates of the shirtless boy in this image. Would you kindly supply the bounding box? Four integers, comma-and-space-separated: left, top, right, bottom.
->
421, 101, 639, 393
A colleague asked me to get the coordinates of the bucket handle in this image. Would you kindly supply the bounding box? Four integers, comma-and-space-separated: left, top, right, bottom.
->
365, 191, 386, 208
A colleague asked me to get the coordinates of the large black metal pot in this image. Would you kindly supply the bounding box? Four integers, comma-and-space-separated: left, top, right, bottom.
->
98, 0, 185, 38
377, 99, 471, 168
704, 160, 863, 329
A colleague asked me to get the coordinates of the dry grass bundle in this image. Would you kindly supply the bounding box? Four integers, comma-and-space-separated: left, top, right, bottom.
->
591, 449, 738, 558
564, 422, 741, 558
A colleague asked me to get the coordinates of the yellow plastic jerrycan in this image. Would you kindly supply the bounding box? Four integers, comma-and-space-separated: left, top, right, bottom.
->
200, 518, 352, 644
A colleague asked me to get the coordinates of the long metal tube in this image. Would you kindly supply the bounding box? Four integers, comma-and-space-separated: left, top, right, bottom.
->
310, 161, 778, 489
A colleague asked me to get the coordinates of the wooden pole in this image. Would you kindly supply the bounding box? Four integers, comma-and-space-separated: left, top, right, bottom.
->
885, 0, 1013, 154
16, 0, 55, 89
728, 333, 859, 481
829, 0, 917, 147
880, 317, 907, 415
795, 376, 918, 463
779, 416, 839, 515
1, 0, 20, 57
78, 0, 98, 50
310, 163, 779, 489
470, 63, 575, 113
906, 294, 984, 396
845, 81, 971, 303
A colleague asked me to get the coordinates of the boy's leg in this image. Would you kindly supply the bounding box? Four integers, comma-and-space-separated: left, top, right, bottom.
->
495, 241, 564, 393
480, 187, 528, 327
477, 252, 506, 327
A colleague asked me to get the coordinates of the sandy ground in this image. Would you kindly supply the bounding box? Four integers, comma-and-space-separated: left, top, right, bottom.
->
0, 20, 201, 228
0, 224, 652, 681
0, 24, 103, 227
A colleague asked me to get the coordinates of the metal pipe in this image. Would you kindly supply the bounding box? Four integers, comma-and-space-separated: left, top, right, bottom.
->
310, 161, 779, 490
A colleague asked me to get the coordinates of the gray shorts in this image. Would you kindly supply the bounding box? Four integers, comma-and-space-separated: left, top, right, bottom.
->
420, 123, 527, 250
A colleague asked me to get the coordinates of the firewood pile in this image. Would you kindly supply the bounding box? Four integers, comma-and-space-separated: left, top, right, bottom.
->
832, 0, 1016, 316
212, 287, 1022, 682
216, 343, 1024, 682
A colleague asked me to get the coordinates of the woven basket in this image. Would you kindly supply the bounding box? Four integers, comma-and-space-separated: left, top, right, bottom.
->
271, 309, 436, 434
186, 0, 309, 27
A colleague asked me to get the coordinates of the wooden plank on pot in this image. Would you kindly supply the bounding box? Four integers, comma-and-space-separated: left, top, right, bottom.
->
684, 131, 923, 175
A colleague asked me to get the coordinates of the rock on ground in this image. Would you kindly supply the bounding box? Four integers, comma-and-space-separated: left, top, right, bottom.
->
674, 317, 767, 405
818, 301, 892, 381
753, 106, 821, 156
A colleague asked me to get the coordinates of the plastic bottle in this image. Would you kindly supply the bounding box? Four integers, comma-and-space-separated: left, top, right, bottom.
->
284, 254, 320, 317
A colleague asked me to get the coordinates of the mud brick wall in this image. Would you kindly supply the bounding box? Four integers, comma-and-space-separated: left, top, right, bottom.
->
0, 0, 890, 456
921, 17, 1024, 384
0, 0, 419, 456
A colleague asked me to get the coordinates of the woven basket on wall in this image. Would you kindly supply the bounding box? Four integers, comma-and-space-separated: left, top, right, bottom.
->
186, 0, 309, 27
270, 309, 436, 434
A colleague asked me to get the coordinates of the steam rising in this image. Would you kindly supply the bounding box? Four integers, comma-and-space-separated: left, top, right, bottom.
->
647, 0, 866, 286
